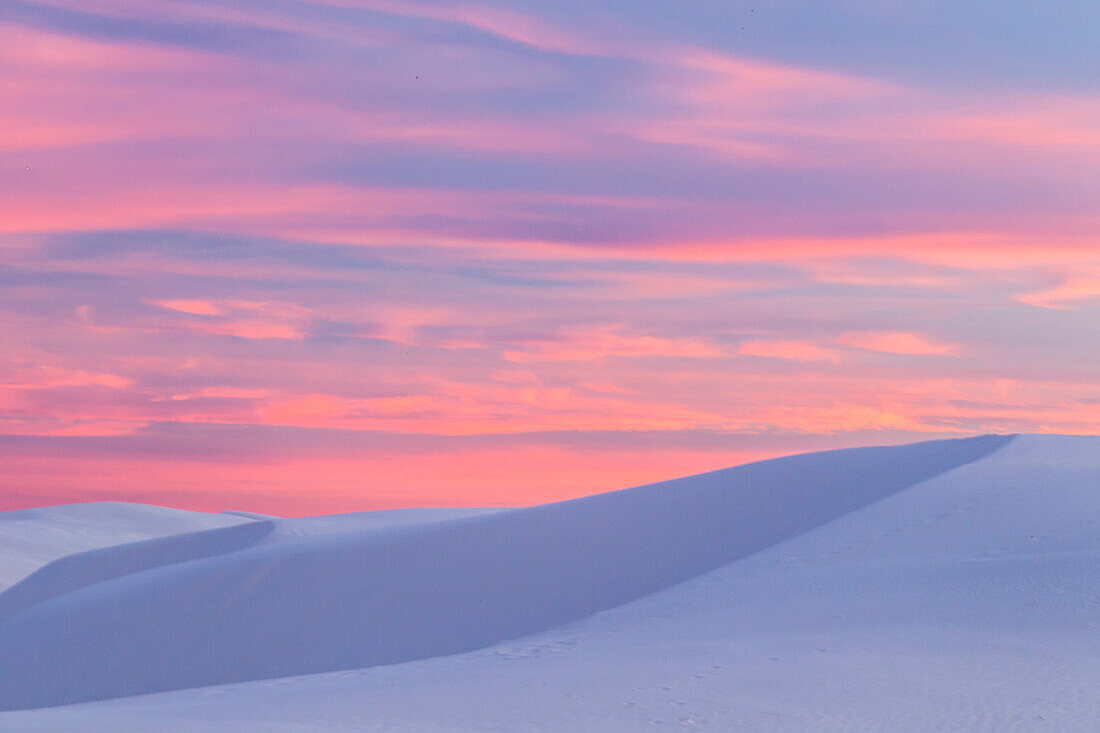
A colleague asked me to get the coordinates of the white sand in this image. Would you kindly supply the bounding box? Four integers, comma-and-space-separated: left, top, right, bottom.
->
0, 433, 1097, 730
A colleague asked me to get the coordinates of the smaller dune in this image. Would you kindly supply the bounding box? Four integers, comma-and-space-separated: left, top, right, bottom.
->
0, 503, 255, 591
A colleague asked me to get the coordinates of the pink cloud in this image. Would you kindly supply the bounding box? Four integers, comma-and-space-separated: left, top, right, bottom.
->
316, 0, 612, 57
152, 299, 224, 316
738, 340, 841, 363
490, 369, 541, 385
347, 307, 476, 348
169, 387, 272, 401
2, 366, 134, 390
145, 299, 314, 340
503, 325, 725, 363
578, 381, 635, 395
0, 181, 354, 235
628, 232, 1098, 269
917, 97, 1100, 151
0, 26, 249, 152
187, 320, 305, 341
245, 377, 726, 435
1017, 274, 1100, 309
836, 331, 960, 356
259, 394, 355, 423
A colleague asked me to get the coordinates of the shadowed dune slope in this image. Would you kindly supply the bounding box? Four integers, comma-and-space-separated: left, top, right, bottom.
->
0, 434, 1009, 710
0, 503, 254, 591
0, 519, 275, 623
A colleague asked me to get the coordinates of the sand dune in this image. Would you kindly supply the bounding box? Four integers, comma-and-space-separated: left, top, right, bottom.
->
0, 503, 254, 592
1, 434, 1097, 730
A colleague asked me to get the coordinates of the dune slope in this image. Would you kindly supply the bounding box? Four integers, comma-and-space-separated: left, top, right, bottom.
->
1, 434, 1095, 731
0, 503, 254, 592
0, 435, 1007, 711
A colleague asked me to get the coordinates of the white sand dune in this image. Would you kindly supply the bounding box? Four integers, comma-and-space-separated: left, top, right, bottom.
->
0, 503, 255, 592
0, 433, 1097, 731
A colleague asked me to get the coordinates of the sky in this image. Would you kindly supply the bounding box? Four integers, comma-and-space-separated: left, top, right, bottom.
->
1, 0, 1097, 514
